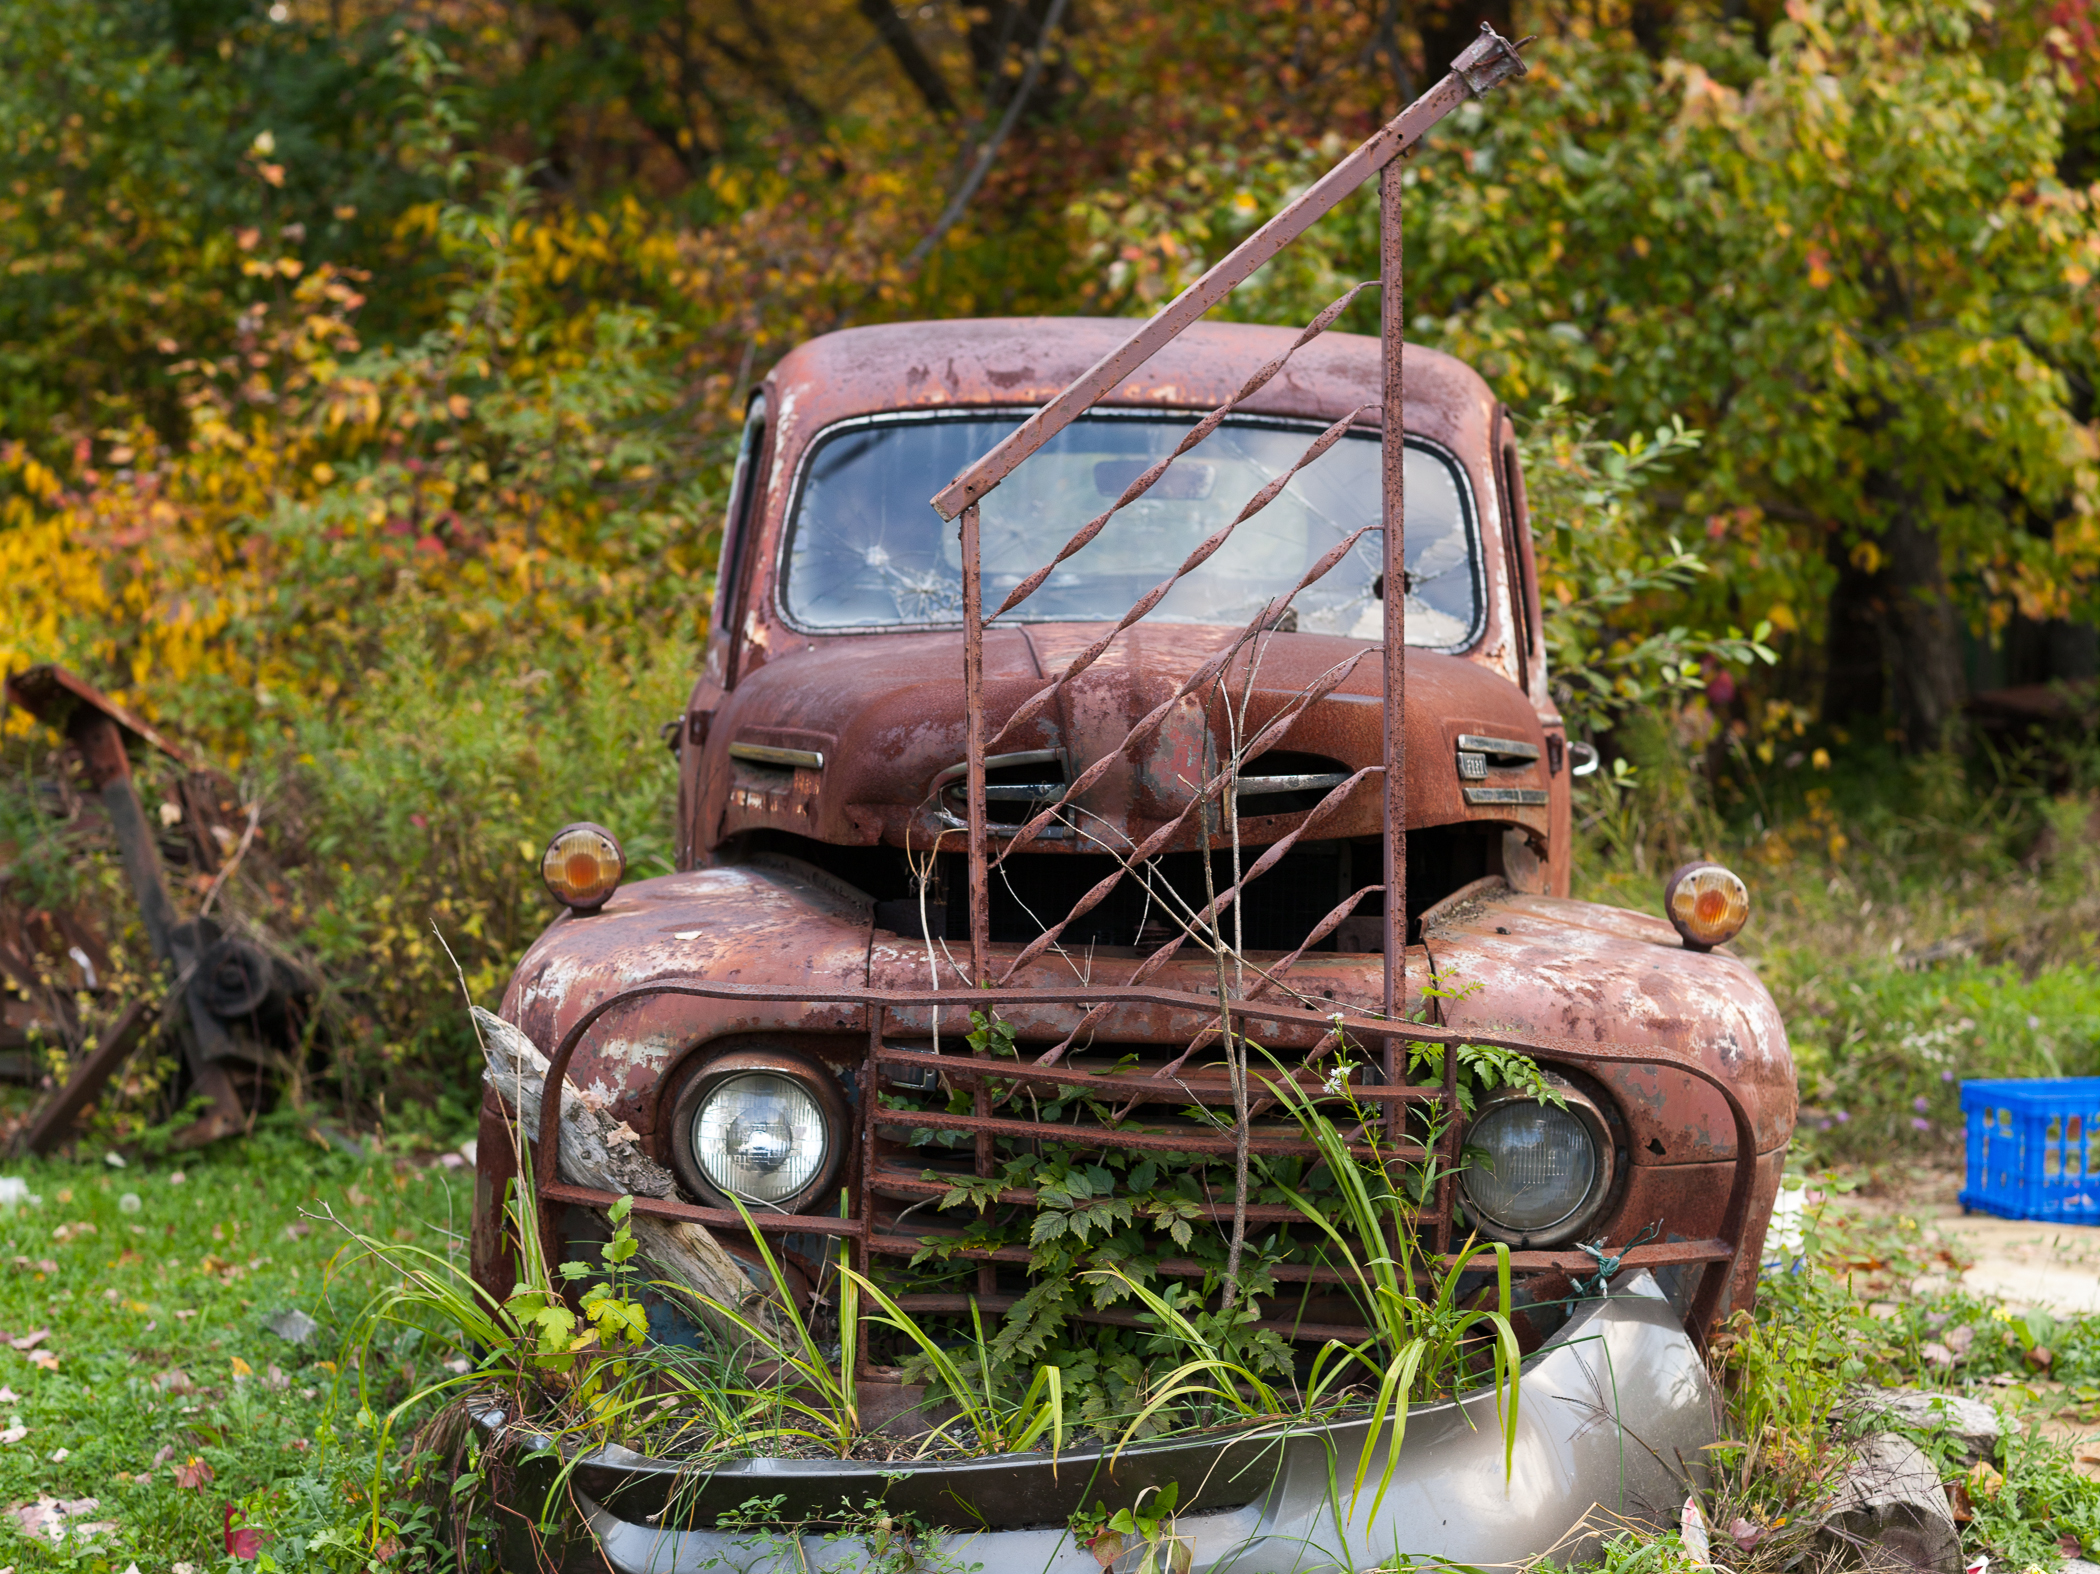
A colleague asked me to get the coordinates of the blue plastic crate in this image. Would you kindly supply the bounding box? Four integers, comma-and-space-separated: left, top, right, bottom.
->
1959, 1077, 2100, 1222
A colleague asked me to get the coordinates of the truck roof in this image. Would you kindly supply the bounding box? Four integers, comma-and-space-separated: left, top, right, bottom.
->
764, 317, 1498, 446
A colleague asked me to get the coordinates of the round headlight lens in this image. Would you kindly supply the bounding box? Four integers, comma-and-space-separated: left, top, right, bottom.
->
1462, 1098, 1602, 1238
691, 1071, 830, 1206
1664, 861, 1750, 951
542, 822, 624, 913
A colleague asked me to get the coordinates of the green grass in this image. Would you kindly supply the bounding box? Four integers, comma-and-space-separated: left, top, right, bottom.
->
0, 1118, 476, 1572
1571, 736, 2100, 1168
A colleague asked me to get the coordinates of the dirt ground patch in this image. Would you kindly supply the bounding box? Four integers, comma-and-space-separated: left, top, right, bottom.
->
1831, 1163, 2100, 1313
1822, 1163, 2100, 1481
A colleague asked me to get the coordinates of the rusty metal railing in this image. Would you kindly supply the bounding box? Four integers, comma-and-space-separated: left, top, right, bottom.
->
528, 25, 1758, 1364
916, 23, 1529, 1280
530, 978, 1757, 1357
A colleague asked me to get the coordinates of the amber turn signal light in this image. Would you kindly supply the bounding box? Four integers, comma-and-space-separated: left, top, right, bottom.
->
541, 822, 625, 914
1663, 862, 1749, 952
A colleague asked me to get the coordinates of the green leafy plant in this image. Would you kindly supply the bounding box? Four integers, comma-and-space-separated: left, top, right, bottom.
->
1070, 1482, 1191, 1574
848, 1276, 1068, 1460
1260, 1052, 1525, 1512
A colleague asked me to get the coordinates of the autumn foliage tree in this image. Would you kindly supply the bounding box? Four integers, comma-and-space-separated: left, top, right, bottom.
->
3, 0, 2099, 1089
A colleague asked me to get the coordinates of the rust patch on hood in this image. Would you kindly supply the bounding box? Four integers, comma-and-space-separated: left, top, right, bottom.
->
1422, 889, 1794, 1161
499, 866, 875, 1133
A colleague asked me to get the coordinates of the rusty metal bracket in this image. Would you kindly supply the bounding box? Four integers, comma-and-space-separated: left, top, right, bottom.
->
1451, 22, 1531, 98
4, 664, 246, 1146
927, 24, 1531, 522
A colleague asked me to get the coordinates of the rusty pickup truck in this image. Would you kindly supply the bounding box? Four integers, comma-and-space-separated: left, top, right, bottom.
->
473, 28, 1791, 1572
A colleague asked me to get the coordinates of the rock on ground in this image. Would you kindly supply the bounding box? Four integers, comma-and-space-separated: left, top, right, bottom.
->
1844, 1386, 2005, 1467
1822, 1431, 1961, 1574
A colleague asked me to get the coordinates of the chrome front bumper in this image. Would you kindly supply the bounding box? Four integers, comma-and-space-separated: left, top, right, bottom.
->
499, 1272, 1713, 1572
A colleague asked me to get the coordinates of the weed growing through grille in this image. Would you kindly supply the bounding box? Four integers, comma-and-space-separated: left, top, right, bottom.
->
1262, 1049, 1527, 1505
849, 1276, 1069, 1459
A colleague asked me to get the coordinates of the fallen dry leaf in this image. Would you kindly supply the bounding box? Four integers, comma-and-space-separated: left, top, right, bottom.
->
173, 1456, 214, 1490
1947, 1478, 1975, 1523
9, 1330, 49, 1352
25, 1352, 56, 1372
0, 1425, 25, 1445
224, 1503, 264, 1559
265, 1364, 289, 1391
12, 1495, 100, 1542
151, 1445, 174, 1466
153, 1369, 194, 1395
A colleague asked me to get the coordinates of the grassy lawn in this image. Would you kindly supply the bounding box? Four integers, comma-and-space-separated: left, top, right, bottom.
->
0, 764, 2092, 1572
0, 1121, 475, 1572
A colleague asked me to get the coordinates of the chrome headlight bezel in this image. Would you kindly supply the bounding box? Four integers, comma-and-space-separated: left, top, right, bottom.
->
667, 1048, 850, 1215
1457, 1076, 1616, 1249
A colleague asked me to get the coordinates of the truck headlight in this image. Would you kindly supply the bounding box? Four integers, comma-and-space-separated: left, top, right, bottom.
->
1459, 1079, 1614, 1247
668, 1049, 849, 1214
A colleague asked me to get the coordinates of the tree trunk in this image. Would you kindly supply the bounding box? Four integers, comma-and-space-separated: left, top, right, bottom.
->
1878, 512, 1966, 751
1821, 507, 1966, 751
1821, 529, 1887, 728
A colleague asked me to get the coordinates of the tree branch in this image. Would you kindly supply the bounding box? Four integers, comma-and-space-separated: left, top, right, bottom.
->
902, 0, 1069, 272
856, 0, 958, 117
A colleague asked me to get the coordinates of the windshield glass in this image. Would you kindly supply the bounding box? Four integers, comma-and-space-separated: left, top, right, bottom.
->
779, 412, 1481, 647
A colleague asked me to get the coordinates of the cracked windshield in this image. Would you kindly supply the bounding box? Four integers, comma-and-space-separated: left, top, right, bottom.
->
781, 413, 1479, 645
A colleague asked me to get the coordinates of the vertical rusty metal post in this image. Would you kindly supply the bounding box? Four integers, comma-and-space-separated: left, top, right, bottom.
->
959, 502, 991, 986
858, 1003, 882, 1379
30, 696, 246, 1146
958, 503, 999, 1304
1379, 162, 1408, 1062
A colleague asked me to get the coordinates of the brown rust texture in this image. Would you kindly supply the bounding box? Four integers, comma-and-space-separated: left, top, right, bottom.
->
490, 310, 1791, 1343
683, 320, 1562, 882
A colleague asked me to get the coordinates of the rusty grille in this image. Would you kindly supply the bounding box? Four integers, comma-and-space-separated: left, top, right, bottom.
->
533, 24, 1758, 1366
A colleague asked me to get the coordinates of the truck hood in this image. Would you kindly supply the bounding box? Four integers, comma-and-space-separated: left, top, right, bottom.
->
1423, 886, 1796, 1158
708, 625, 1553, 851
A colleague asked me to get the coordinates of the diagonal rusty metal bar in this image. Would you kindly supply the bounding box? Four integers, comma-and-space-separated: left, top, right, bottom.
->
1244, 885, 1385, 1002
1105, 765, 1382, 983
993, 522, 1378, 859
984, 406, 1369, 759
983, 284, 1376, 624
1031, 766, 1383, 1060
929, 25, 1527, 522
996, 663, 1377, 986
